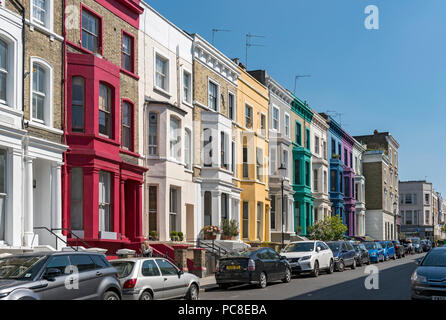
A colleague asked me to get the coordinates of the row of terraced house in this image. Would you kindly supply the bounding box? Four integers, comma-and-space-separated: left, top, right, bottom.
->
0, 0, 415, 255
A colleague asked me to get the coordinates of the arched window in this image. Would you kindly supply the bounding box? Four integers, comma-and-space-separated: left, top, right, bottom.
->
0, 39, 7, 103
71, 77, 84, 132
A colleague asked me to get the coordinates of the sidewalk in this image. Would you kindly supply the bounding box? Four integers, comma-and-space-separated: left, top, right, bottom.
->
199, 275, 218, 292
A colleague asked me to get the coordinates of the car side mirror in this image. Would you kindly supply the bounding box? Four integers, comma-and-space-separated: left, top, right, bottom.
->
43, 268, 62, 281
280, 255, 287, 260
178, 269, 184, 277
316, 247, 321, 253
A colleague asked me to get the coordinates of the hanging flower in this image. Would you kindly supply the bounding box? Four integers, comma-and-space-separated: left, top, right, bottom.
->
201, 225, 222, 235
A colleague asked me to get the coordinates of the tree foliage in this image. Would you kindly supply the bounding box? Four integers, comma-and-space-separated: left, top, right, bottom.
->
307, 215, 348, 241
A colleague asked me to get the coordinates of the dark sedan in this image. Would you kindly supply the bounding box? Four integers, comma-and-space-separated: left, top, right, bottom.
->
421, 240, 432, 252
392, 240, 406, 258
353, 243, 370, 266
411, 247, 446, 300
215, 247, 291, 289
327, 241, 356, 271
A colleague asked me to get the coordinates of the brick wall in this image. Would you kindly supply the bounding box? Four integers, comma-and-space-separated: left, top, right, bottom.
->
363, 162, 383, 210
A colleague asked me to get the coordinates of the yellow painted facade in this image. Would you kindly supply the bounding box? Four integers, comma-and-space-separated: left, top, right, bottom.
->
234, 66, 270, 242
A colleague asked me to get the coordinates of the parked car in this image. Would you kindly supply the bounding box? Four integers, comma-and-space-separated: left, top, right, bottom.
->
411, 247, 446, 300
401, 239, 415, 255
378, 241, 396, 260
281, 241, 334, 277
410, 238, 423, 253
0, 251, 121, 300
363, 241, 385, 263
327, 241, 356, 271
216, 247, 291, 289
353, 243, 370, 266
110, 257, 199, 300
421, 240, 432, 252
392, 240, 406, 258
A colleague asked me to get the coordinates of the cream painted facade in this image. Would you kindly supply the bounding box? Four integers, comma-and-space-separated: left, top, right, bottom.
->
139, 3, 198, 241
353, 139, 366, 236
310, 112, 331, 223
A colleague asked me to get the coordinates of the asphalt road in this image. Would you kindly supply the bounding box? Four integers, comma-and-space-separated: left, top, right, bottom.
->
200, 252, 425, 300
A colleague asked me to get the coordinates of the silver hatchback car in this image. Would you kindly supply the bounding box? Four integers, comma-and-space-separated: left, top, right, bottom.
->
111, 257, 200, 300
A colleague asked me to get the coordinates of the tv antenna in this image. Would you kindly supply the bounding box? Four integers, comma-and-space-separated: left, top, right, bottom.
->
294, 75, 311, 94
211, 28, 231, 45
326, 110, 344, 126
245, 33, 265, 69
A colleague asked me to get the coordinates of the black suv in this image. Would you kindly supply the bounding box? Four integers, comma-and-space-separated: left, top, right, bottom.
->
0, 251, 121, 300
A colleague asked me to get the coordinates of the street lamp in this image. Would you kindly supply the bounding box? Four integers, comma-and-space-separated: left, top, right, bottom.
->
278, 163, 287, 250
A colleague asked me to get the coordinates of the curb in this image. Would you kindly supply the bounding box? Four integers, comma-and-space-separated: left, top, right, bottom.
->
200, 284, 219, 292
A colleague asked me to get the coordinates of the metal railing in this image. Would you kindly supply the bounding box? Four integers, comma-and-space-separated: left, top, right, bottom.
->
195, 238, 229, 257
33, 227, 93, 252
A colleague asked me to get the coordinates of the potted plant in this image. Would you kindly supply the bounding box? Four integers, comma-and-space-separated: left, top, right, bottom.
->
178, 231, 184, 242
201, 225, 222, 240
221, 219, 239, 240
170, 231, 179, 242
149, 230, 158, 241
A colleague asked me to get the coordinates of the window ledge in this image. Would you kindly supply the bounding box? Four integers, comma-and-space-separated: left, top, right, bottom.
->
120, 148, 140, 158
0, 104, 23, 117
26, 120, 63, 135
120, 68, 139, 80
153, 86, 171, 98
25, 19, 63, 42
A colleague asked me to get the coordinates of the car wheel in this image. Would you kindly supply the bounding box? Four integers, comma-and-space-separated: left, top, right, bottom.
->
186, 283, 199, 300
357, 257, 362, 267
327, 259, 334, 274
258, 272, 267, 289
103, 290, 120, 301
351, 258, 356, 270
312, 261, 320, 277
140, 291, 153, 301
338, 260, 345, 272
282, 268, 291, 283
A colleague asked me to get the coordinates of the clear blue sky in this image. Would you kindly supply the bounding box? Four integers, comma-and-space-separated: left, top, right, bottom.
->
145, 0, 446, 195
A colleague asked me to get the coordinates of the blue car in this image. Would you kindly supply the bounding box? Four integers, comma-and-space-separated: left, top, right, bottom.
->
327, 241, 357, 271
378, 241, 396, 260
364, 241, 385, 263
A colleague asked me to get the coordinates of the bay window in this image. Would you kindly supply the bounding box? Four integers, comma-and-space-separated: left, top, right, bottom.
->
122, 101, 133, 150
0, 40, 7, 102
148, 112, 158, 155
70, 168, 83, 231
203, 128, 212, 167
98, 171, 111, 232
82, 8, 101, 54
169, 117, 181, 161
71, 77, 84, 132
99, 83, 112, 137
221, 132, 228, 169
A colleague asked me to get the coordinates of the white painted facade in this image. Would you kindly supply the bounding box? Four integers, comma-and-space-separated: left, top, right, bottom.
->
310, 112, 331, 223
353, 139, 366, 236
0, 6, 67, 251
139, 2, 198, 241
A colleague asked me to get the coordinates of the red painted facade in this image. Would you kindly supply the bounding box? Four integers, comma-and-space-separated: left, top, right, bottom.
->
62, 0, 146, 254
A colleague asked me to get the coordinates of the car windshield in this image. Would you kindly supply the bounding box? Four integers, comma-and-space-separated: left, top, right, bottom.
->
0, 255, 47, 280
364, 242, 376, 250
223, 249, 257, 258
327, 242, 341, 252
283, 242, 314, 253
421, 251, 446, 267
110, 261, 135, 278
411, 238, 420, 244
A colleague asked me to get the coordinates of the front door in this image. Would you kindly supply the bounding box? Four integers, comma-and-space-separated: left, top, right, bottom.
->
68, 254, 102, 300
140, 259, 165, 299
155, 259, 186, 299
41, 255, 78, 300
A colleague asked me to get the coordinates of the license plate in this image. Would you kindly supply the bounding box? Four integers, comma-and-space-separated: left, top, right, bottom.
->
226, 265, 241, 271
432, 296, 446, 301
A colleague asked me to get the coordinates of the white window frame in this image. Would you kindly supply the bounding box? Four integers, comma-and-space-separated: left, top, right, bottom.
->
148, 111, 159, 156
154, 49, 170, 95
284, 112, 290, 138
260, 112, 266, 136
182, 68, 192, 106
98, 171, 111, 232
228, 90, 236, 121
0, 38, 8, 105
31, 0, 54, 32
245, 103, 253, 129
184, 128, 192, 170
169, 115, 182, 162
314, 135, 320, 155
272, 105, 279, 132
207, 78, 219, 112
30, 57, 53, 128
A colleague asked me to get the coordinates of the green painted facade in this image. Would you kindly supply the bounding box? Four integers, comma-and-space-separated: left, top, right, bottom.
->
291, 96, 314, 235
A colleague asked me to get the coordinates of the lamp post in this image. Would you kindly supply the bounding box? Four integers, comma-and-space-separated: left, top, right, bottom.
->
278, 163, 287, 250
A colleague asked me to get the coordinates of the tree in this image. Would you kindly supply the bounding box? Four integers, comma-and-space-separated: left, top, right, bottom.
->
307, 215, 348, 241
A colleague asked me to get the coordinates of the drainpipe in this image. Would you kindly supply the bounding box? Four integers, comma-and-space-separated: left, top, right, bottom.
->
62, 0, 68, 237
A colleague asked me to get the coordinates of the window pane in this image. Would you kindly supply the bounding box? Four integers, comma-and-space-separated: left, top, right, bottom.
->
0, 40, 6, 70
33, 0, 47, 25
0, 150, 4, 194
0, 73, 5, 102
156, 56, 167, 90
69, 255, 96, 272
70, 168, 83, 230
155, 259, 178, 276
72, 77, 84, 131
148, 112, 158, 155
82, 10, 99, 53
141, 260, 160, 277
183, 72, 191, 103
122, 35, 132, 72
32, 94, 45, 121
169, 117, 180, 161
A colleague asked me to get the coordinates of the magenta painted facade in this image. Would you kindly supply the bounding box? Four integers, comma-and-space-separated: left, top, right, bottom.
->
342, 131, 356, 236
